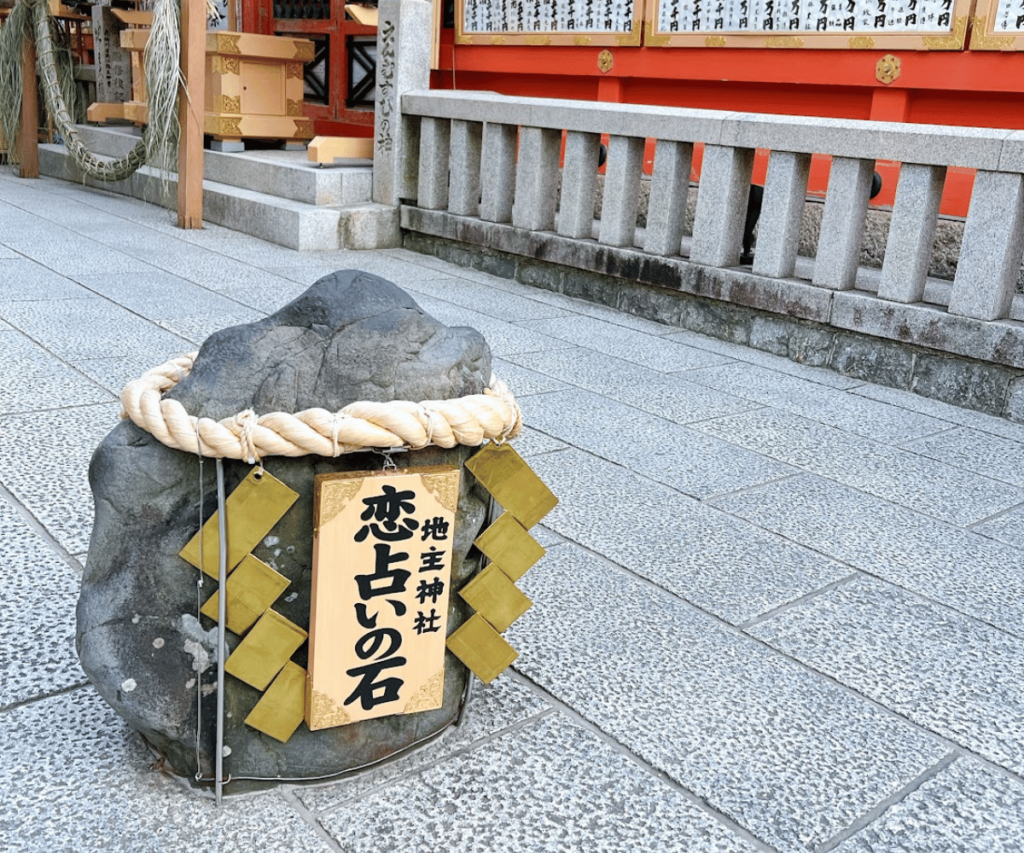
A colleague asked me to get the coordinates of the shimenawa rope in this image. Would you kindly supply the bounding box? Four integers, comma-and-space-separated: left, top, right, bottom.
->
121, 352, 523, 462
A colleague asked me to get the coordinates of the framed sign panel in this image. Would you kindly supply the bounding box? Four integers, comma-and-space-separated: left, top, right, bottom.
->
645, 0, 973, 49
970, 0, 1024, 48
455, 0, 644, 45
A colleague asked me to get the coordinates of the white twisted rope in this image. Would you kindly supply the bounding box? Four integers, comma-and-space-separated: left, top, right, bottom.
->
121, 352, 523, 462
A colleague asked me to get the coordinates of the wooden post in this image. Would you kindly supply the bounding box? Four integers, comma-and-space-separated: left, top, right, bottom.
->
177, 0, 206, 228
19, 33, 40, 179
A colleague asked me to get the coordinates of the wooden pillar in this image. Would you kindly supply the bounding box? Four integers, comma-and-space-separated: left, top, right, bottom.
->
19, 34, 39, 179
177, 0, 205, 228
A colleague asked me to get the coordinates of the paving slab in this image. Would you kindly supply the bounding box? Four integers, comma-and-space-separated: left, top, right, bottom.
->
402, 275, 572, 321
523, 387, 796, 499
0, 688, 332, 853
298, 675, 551, 811
0, 402, 119, 555
70, 272, 257, 322
412, 295, 575, 357
853, 382, 1024, 443
683, 361, 951, 443
834, 758, 1024, 853
903, 426, 1024, 488
0, 258, 103, 301
694, 407, 1024, 526
973, 505, 1024, 549
529, 448, 852, 625
492, 357, 571, 397
317, 713, 762, 853
1, 494, 86, 709
0, 298, 192, 363
710, 474, 1024, 639
0, 332, 112, 415
665, 329, 868, 389
749, 576, 1024, 774
521, 315, 734, 372
509, 346, 761, 424
508, 545, 947, 853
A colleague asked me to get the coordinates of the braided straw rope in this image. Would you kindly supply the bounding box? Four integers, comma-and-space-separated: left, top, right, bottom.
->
121, 352, 523, 462
33, 0, 148, 182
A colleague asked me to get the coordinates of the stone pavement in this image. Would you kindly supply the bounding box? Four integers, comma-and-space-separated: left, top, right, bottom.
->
3, 170, 1024, 853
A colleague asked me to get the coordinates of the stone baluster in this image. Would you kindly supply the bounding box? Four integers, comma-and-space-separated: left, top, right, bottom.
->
558, 131, 601, 239
812, 157, 874, 289
448, 120, 483, 217
690, 144, 755, 267
480, 123, 518, 224
877, 164, 946, 303
599, 136, 645, 247
752, 151, 811, 279
417, 117, 450, 210
512, 128, 562, 231
948, 171, 1024, 321
643, 140, 693, 258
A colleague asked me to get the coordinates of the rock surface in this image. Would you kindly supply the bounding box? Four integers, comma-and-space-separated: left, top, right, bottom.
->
78, 270, 493, 790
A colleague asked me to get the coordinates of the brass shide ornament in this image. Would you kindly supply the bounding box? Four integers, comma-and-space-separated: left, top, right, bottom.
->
446, 442, 558, 684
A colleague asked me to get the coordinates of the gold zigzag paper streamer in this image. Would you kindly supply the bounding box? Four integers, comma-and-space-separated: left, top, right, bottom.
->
180, 467, 308, 743
448, 442, 557, 683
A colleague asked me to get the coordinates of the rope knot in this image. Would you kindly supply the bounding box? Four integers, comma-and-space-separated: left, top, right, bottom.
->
233, 409, 260, 464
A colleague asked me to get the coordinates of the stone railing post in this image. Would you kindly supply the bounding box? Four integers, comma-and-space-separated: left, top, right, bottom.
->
480, 123, 518, 224
877, 164, 946, 304
558, 131, 601, 239
599, 135, 645, 248
690, 144, 755, 268
512, 127, 561, 232
812, 157, 874, 290
753, 151, 811, 279
948, 171, 1024, 321
643, 140, 693, 258
373, 0, 432, 207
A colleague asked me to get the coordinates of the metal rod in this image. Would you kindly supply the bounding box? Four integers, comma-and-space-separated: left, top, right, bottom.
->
215, 458, 227, 806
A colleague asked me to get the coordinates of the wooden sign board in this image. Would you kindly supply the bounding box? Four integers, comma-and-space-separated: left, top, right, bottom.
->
456, 0, 644, 46
646, 0, 972, 49
970, 0, 1024, 49
306, 466, 460, 729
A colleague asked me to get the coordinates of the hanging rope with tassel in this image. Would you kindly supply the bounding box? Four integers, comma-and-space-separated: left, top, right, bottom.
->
1, 0, 187, 182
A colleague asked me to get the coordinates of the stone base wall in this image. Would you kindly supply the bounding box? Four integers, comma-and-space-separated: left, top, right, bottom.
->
402, 225, 1024, 424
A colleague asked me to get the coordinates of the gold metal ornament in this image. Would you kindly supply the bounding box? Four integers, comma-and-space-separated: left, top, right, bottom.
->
474, 512, 545, 582
446, 614, 518, 684
224, 609, 308, 691
200, 554, 290, 635
459, 564, 532, 633
597, 49, 614, 73
180, 467, 299, 578
245, 662, 306, 743
465, 442, 557, 530
875, 54, 901, 85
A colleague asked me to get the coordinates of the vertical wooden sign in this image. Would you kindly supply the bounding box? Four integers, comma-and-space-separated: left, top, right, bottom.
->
306, 466, 460, 729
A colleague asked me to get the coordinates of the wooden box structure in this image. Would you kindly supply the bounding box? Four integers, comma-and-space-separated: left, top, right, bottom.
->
114, 28, 314, 144
204, 31, 315, 143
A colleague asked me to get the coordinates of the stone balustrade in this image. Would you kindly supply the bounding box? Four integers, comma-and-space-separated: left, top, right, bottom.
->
396, 89, 1024, 419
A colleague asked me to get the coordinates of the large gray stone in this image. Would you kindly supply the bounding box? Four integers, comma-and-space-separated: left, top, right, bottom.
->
78, 270, 494, 790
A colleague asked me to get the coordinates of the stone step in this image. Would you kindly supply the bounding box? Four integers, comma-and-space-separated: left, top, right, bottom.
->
69, 124, 373, 207
38, 142, 397, 251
